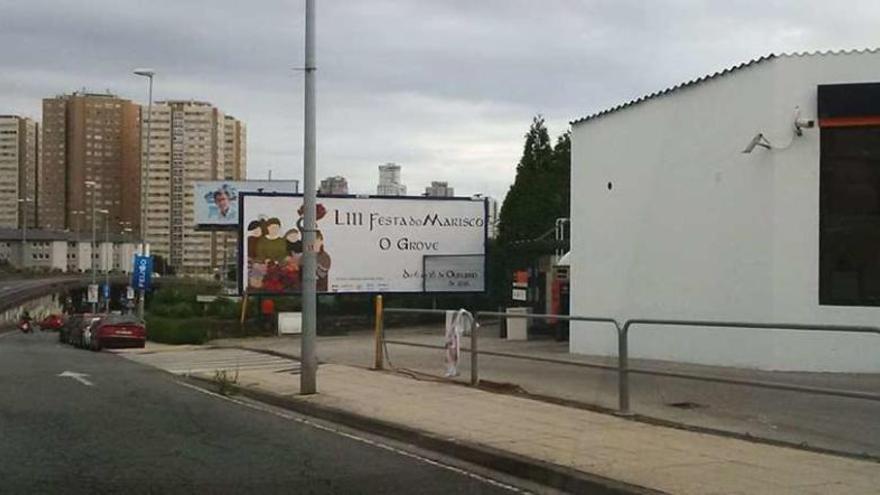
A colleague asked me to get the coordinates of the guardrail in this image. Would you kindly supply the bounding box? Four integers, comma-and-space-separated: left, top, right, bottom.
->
375, 301, 880, 416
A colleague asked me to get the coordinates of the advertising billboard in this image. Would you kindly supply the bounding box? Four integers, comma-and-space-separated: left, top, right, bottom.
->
239, 194, 486, 294
194, 180, 299, 229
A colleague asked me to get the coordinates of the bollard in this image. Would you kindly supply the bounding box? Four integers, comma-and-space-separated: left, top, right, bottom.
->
373, 295, 384, 370
617, 323, 631, 415
470, 315, 479, 386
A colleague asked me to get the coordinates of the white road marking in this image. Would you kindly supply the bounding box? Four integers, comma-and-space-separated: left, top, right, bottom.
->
174, 381, 528, 493
58, 370, 94, 387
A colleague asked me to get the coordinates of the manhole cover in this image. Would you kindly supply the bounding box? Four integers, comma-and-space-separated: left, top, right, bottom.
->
666, 401, 705, 410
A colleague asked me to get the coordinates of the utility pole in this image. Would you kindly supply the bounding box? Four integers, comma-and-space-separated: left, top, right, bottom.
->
87, 181, 97, 313
300, 0, 318, 395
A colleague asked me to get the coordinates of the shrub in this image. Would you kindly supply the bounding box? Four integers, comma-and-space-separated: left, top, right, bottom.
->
145, 315, 209, 345
206, 297, 239, 320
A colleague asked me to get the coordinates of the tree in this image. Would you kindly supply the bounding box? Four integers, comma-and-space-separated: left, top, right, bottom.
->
498, 116, 570, 245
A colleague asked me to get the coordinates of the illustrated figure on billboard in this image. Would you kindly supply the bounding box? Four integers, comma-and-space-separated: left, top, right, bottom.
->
314, 230, 332, 292
204, 184, 238, 220
244, 205, 330, 293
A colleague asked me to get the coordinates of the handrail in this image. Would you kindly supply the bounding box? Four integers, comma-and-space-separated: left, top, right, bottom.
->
378, 307, 880, 416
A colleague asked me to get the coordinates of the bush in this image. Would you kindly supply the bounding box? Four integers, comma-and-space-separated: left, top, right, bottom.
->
145, 315, 210, 345
206, 297, 239, 320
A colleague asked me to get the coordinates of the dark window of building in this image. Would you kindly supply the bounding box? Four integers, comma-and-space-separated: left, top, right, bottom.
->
819, 126, 880, 305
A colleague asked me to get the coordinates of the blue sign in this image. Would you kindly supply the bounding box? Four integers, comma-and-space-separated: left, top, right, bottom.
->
132, 255, 154, 291
102, 283, 110, 299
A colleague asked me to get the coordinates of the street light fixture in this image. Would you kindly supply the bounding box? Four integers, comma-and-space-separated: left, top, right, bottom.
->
133, 68, 155, 319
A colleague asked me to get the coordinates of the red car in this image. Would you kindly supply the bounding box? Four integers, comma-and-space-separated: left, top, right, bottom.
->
88, 315, 146, 351
39, 314, 64, 331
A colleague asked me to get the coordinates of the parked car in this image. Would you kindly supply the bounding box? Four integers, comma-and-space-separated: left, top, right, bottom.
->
88, 314, 146, 351
59, 314, 82, 344
65, 314, 102, 348
39, 314, 64, 331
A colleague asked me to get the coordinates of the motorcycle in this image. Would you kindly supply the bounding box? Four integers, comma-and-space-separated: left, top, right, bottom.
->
19, 320, 33, 334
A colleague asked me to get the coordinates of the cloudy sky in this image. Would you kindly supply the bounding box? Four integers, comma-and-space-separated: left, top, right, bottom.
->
1, 0, 878, 200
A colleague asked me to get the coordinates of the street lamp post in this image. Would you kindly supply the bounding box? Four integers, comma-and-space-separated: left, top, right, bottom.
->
300, 0, 318, 394
134, 68, 155, 319
86, 181, 97, 313
17, 197, 32, 269
98, 209, 110, 312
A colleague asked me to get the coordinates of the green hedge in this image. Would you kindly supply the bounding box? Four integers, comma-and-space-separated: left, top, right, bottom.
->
145, 315, 210, 345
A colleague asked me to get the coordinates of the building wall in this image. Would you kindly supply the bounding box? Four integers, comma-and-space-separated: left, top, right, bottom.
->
40, 93, 141, 233
145, 101, 246, 276
0, 116, 22, 228
0, 116, 38, 229
39, 98, 68, 229
569, 52, 880, 372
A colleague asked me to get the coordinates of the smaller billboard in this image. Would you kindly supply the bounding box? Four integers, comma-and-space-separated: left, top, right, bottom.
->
194, 180, 299, 229
423, 255, 485, 293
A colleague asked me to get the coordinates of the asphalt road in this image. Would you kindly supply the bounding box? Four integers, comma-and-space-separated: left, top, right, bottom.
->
0, 331, 519, 494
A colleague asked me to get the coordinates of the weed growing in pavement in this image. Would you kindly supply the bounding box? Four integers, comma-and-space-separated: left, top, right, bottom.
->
213, 368, 239, 396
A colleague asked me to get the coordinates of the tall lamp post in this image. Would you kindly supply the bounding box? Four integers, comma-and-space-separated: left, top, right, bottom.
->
17, 197, 32, 269
300, 0, 318, 394
85, 180, 97, 312
97, 209, 110, 312
133, 68, 155, 319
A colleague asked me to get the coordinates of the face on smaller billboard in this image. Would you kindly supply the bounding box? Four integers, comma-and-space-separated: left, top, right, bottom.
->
194, 181, 299, 229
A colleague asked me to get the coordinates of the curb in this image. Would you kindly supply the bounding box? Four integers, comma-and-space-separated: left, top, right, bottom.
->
184, 374, 664, 495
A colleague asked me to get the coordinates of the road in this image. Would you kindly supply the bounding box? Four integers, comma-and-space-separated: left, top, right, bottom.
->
0, 331, 521, 494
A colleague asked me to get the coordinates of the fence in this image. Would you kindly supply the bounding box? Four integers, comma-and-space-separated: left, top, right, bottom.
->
373, 298, 880, 416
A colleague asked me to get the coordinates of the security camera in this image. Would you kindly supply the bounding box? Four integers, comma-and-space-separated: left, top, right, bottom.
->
742, 133, 771, 154
794, 118, 815, 136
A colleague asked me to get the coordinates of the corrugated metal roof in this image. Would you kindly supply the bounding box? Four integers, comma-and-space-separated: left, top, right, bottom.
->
570, 48, 880, 126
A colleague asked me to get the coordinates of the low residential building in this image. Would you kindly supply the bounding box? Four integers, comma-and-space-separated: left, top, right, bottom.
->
0, 228, 139, 273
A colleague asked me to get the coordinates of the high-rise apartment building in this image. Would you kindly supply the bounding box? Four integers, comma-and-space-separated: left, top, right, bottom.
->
142, 100, 246, 276
319, 175, 348, 195
0, 116, 39, 228
377, 162, 406, 196
425, 181, 454, 197
40, 92, 141, 234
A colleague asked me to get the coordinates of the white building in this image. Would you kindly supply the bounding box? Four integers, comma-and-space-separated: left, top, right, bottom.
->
425, 181, 454, 197
569, 50, 880, 372
377, 163, 406, 196
319, 175, 349, 195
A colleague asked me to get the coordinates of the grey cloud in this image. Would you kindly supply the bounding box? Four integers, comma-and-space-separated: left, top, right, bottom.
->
2, 0, 880, 200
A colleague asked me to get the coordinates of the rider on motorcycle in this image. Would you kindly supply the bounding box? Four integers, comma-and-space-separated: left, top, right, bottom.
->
19, 311, 32, 332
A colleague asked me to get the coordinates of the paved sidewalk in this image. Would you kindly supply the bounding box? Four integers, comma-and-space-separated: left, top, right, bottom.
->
120, 344, 879, 495
212, 329, 880, 458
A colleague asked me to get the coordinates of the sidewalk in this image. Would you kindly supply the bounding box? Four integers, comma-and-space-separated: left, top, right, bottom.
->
211, 329, 880, 458
121, 344, 880, 494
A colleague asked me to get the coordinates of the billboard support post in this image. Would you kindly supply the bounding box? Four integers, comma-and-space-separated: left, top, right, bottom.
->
300, 0, 318, 395
374, 295, 384, 370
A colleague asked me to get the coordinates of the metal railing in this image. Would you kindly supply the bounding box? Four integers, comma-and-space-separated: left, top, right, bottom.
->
375, 302, 880, 416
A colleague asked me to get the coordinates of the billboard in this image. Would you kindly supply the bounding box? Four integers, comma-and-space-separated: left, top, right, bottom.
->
239, 194, 486, 294
194, 180, 299, 229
